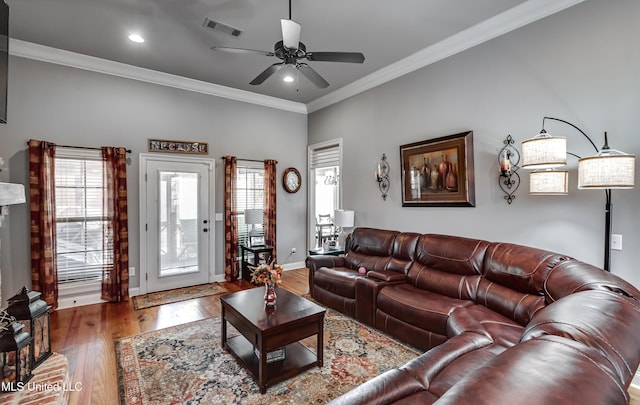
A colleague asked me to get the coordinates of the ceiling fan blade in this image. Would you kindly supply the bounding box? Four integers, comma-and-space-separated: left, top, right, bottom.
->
297, 64, 329, 89
250, 63, 283, 85
281, 19, 301, 50
211, 46, 274, 57
306, 52, 365, 63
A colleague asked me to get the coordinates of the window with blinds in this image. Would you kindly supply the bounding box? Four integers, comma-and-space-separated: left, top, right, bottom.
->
309, 143, 341, 170
54, 149, 110, 286
236, 161, 264, 246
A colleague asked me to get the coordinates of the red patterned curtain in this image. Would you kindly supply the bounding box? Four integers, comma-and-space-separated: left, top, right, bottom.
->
264, 160, 277, 263
28, 140, 58, 308
224, 156, 239, 281
101, 147, 129, 302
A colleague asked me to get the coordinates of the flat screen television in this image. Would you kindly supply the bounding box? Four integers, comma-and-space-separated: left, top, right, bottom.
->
0, 0, 8, 124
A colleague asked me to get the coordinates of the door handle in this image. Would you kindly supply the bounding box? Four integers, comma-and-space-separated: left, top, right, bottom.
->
203, 228, 209, 232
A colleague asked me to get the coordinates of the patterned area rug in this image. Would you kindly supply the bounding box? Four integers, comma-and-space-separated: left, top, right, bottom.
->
132, 283, 228, 310
115, 308, 420, 404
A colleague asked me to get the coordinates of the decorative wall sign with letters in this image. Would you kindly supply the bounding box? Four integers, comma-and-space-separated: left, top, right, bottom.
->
148, 139, 208, 154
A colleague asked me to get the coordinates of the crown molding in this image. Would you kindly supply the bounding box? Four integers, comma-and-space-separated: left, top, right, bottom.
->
8, 39, 308, 115
307, 0, 585, 113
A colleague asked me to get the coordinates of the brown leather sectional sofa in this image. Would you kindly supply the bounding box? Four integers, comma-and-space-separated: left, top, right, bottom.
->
305, 227, 640, 404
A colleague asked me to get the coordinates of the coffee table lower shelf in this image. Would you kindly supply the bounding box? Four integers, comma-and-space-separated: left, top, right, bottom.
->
225, 334, 320, 393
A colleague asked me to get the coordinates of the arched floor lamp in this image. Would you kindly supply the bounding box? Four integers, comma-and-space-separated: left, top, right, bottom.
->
522, 116, 635, 272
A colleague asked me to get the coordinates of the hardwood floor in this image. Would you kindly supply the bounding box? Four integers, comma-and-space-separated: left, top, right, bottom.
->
50, 268, 310, 405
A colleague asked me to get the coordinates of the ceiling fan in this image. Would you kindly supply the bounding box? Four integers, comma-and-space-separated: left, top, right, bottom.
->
211, 0, 365, 89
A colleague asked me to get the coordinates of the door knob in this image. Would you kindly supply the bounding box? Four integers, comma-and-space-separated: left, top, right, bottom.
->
203, 228, 209, 232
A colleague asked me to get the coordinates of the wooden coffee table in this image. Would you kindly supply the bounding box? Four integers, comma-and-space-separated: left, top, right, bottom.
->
220, 286, 326, 393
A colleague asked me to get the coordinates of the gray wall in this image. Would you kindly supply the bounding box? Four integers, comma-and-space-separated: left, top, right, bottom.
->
309, 0, 640, 288
0, 55, 307, 304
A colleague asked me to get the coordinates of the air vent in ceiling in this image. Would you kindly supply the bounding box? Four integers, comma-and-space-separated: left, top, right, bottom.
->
203, 18, 242, 37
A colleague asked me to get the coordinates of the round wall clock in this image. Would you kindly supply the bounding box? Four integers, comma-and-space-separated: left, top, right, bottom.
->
283, 167, 301, 193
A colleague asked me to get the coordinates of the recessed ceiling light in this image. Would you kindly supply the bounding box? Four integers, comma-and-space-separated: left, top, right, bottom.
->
128, 33, 145, 43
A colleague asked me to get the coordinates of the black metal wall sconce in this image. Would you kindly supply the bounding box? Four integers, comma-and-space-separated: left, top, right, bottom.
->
375, 154, 390, 200
498, 135, 520, 204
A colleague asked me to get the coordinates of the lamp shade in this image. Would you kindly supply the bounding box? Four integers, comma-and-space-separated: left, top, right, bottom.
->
578, 149, 635, 189
522, 132, 567, 169
0, 183, 26, 206
334, 209, 354, 228
244, 209, 263, 225
530, 170, 569, 195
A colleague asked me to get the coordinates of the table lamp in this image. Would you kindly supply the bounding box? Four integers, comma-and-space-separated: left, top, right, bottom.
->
334, 209, 354, 249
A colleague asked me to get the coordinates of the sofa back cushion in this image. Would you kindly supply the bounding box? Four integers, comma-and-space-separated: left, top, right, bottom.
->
521, 289, 640, 386
386, 232, 421, 274
477, 242, 570, 325
543, 260, 640, 303
344, 227, 399, 271
406, 234, 490, 300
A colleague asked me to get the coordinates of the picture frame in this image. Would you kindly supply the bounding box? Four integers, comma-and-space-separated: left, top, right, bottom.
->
148, 138, 208, 154
400, 131, 475, 207
249, 235, 265, 247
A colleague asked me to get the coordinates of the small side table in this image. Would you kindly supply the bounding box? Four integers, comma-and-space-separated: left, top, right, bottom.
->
308, 248, 345, 256
241, 245, 274, 282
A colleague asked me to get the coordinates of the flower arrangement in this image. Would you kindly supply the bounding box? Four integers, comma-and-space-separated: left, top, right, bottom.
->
250, 262, 283, 286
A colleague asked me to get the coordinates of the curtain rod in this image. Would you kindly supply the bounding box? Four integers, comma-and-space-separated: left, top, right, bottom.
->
222, 156, 278, 164
27, 142, 131, 153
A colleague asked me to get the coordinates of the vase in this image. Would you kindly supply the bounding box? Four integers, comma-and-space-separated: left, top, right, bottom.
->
264, 283, 277, 307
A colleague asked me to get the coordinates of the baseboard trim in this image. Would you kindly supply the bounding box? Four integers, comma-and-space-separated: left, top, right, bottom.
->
57, 287, 142, 309
282, 261, 306, 271
57, 293, 104, 310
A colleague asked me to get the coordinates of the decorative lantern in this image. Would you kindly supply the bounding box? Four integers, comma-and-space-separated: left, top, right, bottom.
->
0, 310, 33, 391
7, 287, 52, 368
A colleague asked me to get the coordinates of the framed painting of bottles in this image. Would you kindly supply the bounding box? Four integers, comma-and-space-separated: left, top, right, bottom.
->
400, 131, 475, 207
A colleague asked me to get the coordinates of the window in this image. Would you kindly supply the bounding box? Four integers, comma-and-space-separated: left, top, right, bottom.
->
54, 148, 110, 287
235, 161, 264, 246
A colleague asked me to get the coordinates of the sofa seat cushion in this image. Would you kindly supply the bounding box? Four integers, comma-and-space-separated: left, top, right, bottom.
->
314, 266, 365, 299
411, 345, 505, 398
463, 305, 524, 348
377, 283, 472, 336
434, 335, 631, 405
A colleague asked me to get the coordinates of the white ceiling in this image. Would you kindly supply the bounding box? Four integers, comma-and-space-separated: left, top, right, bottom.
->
7, 0, 583, 111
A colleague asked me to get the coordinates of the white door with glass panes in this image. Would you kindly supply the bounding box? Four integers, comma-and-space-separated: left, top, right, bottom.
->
140, 155, 214, 293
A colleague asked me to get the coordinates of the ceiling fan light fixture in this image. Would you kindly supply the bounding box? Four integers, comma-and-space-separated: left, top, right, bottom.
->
282, 64, 297, 83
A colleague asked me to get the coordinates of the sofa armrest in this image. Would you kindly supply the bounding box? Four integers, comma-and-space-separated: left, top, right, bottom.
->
368, 270, 406, 282
306, 255, 348, 298
306, 255, 346, 272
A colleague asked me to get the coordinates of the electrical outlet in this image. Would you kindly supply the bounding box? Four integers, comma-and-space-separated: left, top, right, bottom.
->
611, 234, 622, 251
291, 248, 297, 254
